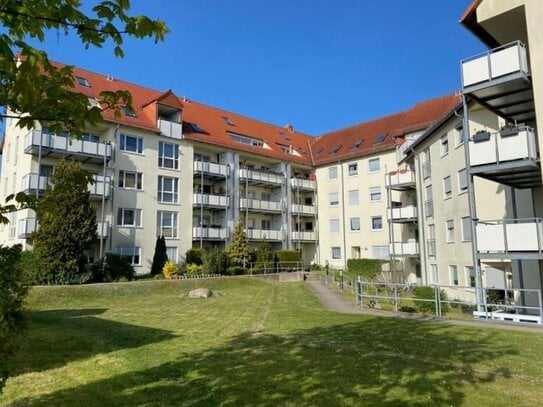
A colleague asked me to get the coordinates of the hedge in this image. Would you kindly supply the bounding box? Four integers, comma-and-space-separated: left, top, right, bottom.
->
346, 258, 384, 281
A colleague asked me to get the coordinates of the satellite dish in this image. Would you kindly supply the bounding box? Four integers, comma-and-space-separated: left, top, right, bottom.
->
107, 160, 115, 169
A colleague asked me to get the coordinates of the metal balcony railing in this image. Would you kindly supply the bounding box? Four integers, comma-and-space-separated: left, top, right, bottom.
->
20, 173, 110, 199
476, 218, 543, 256
290, 177, 316, 190
240, 198, 282, 212
386, 169, 416, 190
17, 218, 36, 239
24, 130, 112, 159
193, 161, 229, 177
193, 193, 229, 208
245, 228, 282, 240
292, 204, 316, 216
158, 119, 183, 139
388, 206, 417, 222
192, 227, 228, 239
239, 168, 283, 186
292, 231, 317, 241
389, 241, 420, 256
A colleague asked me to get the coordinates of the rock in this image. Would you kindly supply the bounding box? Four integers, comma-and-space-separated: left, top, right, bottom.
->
187, 288, 212, 298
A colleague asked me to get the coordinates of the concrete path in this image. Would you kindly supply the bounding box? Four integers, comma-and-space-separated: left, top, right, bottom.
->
305, 280, 543, 334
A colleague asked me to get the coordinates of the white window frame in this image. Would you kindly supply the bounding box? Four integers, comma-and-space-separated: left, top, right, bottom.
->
431, 264, 438, 284
331, 246, 341, 259
120, 133, 144, 154
166, 247, 178, 263
117, 208, 142, 227
371, 216, 383, 231
440, 134, 449, 157
330, 219, 340, 234
369, 186, 381, 202
350, 217, 360, 231
443, 176, 452, 199
368, 158, 380, 173
348, 162, 358, 176
158, 176, 179, 203
454, 123, 464, 147
157, 211, 178, 239
461, 216, 472, 241
328, 166, 338, 180
117, 246, 141, 266
118, 170, 143, 190
449, 265, 459, 286
329, 192, 339, 206
458, 168, 468, 194
446, 219, 455, 243
158, 141, 180, 169
465, 266, 476, 288
348, 189, 359, 205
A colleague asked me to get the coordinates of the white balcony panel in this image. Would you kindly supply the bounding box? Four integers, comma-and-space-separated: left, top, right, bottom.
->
21, 174, 49, 192
246, 229, 282, 241
193, 161, 228, 177
193, 194, 229, 207
97, 221, 110, 238
476, 219, 543, 254
388, 206, 417, 221
389, 241, 419, 256
192, 227, 228, 239
506, 223, 540, 251
290, 177, 316, 190
17, 218, 36, 239
386, 170, 416, 189
476, 223, 505, 253
292, 231, 316, 241
240, 199, 282, 212
24, 131, 112, 158
240, 168, 283, 185
292, 204, 316, 215
89, 175, 111, 198
158, 119, 183, 139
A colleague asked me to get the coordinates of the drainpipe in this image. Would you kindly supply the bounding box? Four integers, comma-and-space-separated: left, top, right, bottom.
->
339, 160, 346, 267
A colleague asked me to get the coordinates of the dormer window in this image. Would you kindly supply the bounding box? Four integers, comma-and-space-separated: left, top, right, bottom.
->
121, 105, 137, 118
229, 133, 264, 148
351, 139, 364, 150
76, 76, 90, 87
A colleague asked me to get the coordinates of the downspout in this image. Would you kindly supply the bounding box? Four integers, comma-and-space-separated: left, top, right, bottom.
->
339, 160, 347, 267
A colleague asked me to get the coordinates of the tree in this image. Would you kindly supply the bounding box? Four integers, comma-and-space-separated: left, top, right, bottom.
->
227, 221, 251, 269
151, 236, 167, 276
33, 160, 98, 284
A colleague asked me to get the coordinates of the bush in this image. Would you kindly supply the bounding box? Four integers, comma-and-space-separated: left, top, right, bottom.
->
413, 286, 449, 316
207, 249, 230, 275
18, 250, 41, 285
185, 263, 204, 275
226, 266, 245, 276
186, 248, 205, 266
275, 250, 301, 271
310, 264, 324, 271
162, 261, 180, 279
347, 258, 384, 281
151, 236, 167, 276
0, 244, 28, 393
94, 253, 135, 282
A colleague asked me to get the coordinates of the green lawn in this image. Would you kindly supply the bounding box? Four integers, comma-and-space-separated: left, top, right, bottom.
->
2, 278, 543, 406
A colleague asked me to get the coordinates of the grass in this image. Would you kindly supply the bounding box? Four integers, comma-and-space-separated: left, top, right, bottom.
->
2, 278, 543, 406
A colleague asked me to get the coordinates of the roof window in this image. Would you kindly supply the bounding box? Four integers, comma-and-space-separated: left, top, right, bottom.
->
315, 147, 324, 155
351, 139, 364, 150
121, 105, 136, 117
222, 116, 234, 125
374, 134, 387, 144
186, 122, 206, 133
229, 133, 264, 148
75, 76, 90, 87
328, 145, 342, 155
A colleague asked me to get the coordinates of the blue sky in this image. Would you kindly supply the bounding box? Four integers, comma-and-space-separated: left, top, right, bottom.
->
13, 0, 482, 136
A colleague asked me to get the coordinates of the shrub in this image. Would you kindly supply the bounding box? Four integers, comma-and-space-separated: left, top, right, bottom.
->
185, 263, 204, 275
186, 248, 205, 266
399, 305, 417, 313
18, 250, 41, 285
162, 261, 180, 279
227, 222, 250, 267
275, 250, 301, 271
207, 249, 230, 275
0, 244, 28, 393
413, 286, 449, 316
97, 253, 135, 282
151, 236, 167, 276
226, 266, 245, 276
310, 264, 324, 271
347, 258, 384, 281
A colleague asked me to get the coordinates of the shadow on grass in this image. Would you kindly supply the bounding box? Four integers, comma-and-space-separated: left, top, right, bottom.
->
10, 317, 517, 406
10, 308, 176, 376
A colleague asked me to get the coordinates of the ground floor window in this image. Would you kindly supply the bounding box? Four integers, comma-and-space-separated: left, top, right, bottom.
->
331, 247, 341, 259
117, 246, 141, 266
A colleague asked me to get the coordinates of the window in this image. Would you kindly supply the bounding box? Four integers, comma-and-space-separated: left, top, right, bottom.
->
120, 134, 143, 154
330, 219, 340, 233
194, 153, 210, 162
443, 176, 452, 198
158, 176, 179, 203
247, 218, 255, 229
261, 219, 272, 230
425, 185, 433, 217
117, 208, 142, 227
166, 247, 178, 262
455, 124, 464, 146
82, 133, 100, 143
441, 134, 449, 156
117, 246, 141, 265
372, 245, 389, 260
466, 266, 476, 288
305, 222, 314, 231
350, 217, 360, 231
187, 122, 206, 133
121, 105, 137, 117
461, 216, 472, 241
431, 264, 438, 284
371, 216, 383, 231
75, 76, 90, 87
328, 166, 338, 180
348, 163, 358, 176
13, 136, 18, 165
422, 148, 431, 179
329, 192, 339, 206
374, 133, 387, 144
261, 192, 271, 201
118, 170, 143, 190
458, 168, 468, 193
222, 116, 234, 125
368, 158, 380, 173
427, 224, 436, 256
157, 211, 178, 238
328, 145, 341, 155
158, 141, 180, 169
229, 133, 264, 147
446, 220, 455, 242
369, 186, 381, 202
352, 246, 361, 258
351, 140, 363, 150
331, 247, 341, 259
449, 265, 459, 286
348, 189, 359, 205
8, 212, 16, 239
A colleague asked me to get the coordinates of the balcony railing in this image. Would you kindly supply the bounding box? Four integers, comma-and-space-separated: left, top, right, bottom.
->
17, 218, 36, 239
292, 204, 316, 216
158, 119, 183, 140
290, 177, 316, 190
426, 239, 437, 256
395, 135, 420, 164
192, 227, 228, 240
240, 198, 282, 212
20, 173, 110, 199
292, 231, 317, 241
193, 193, 229, 208
97, 221, 110, 238
462, 41, 529, 90
388, 206, 417, 222
21, 173, 50, 193
88, 175, 111, 199
239, 168, 283, 186
476, 218, 543, 257
24, 130, 112, 161
386, 169, 416, 190
246, 228, 282, 241
389, 241, 420, 257
469, 126, 537, 167
425, 200, 434, 218
193, 161, 229, 178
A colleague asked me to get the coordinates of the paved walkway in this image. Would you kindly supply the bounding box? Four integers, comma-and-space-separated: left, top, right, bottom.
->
305, 280, 543, 334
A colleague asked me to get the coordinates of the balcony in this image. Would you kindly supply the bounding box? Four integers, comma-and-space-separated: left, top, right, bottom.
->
158, 119, 182, 140
395, 135, 420, 164
17, 218, 36, 239
292, 204, 316, 216
193, 161, 229, 179
239, 168, 283, 187
192, 227, 228, 240
20, 173, 110, 200
389, 241, 420, 257
292, 231, 317, 241
468, 126, 540, 188
290, 177, 316, 191
24, 131, 112, 163
386, 169, 416, 190
461, 41, 534, 122
97, 222, 110, 238
88, 175, 111, 200
193, 193, 229, 208
240, 198, 282, 213
21, 173, 50, 195
476, 218, 543, 259
246, 228, 282, 241
388, 206, 417, 223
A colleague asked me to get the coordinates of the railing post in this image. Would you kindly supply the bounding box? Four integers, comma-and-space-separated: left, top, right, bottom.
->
339, 270, 344, 291
434, 286, 440, 317
356, 275, 362, 306
538, 289, 543, 326
394, 284, 399, 312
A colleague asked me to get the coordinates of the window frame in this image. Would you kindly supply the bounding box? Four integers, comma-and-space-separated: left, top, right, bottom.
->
120, 133, 144, 154
158, 175, 179, 204
446, 219, 455, 243
328, 166, 338, 180
449, 265, 459, 286
369, 186, 382, 202
350, 217, 361, 232
368, 158, 380, 173
458, 168, 468, 194
443, 176, 452, 199
158, 141, 180, 169
371, 216, 383, 231
461, 216, 472, 241
331, 246, 341, 260
347, 162, 358, 176
330, 219, 340, 234
440, 134, 449, 157
117, 208, 142, 227
117, 246, 141, 266
118, 170, 143, 190
348, 189, 359, 205
329, 192, 339, 206
157, 211, 178, 239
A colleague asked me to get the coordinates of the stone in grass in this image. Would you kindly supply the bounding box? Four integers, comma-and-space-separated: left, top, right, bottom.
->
187, 288, 212, 298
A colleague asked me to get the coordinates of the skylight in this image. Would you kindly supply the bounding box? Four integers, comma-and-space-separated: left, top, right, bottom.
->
374, 133, 387, 144
328, 145, 342, 155
121, 106, 136, 117
351, 139, 364, 149
279, 132, 291, 141
187, 122, 206, 133
315, 147, 324, 155
222, 116, 234, 125
229, 133, 264, 148
75, 76, 90, 87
